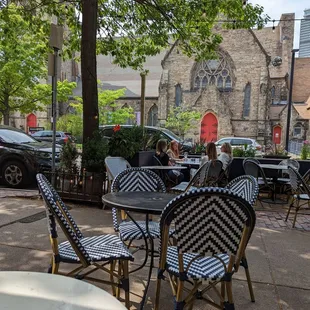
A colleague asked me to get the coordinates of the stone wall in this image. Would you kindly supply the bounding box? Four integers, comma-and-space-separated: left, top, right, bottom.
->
293, 57, 310, 103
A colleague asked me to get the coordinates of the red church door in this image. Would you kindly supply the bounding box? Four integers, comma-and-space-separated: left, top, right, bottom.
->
200, 113, 218, 143
27, 113, 37, 133
273, 125, 282, 144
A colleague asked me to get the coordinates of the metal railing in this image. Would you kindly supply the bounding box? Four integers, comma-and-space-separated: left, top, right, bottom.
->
288, 141, 303, 155
43, 170, 108, 204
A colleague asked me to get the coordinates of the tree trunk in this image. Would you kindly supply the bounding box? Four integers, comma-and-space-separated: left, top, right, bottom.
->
81, 0, 99, 143
3, 94, 10, 125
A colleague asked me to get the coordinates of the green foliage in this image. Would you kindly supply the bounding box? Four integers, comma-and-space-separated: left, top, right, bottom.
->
0, 4, 49, 122
15, 1, 269, 68
70, 86, 134, 126
56, 113, 83, 142
82, 131, 109, 173
266, 143, 288, 156
192, 140, 206, 154
165, 105, 201, 139
301, 141, 310, 160
108, 126, 160, 159
232, 145, 256, 158
32, 80, 77, 105
59, 142, 79, 174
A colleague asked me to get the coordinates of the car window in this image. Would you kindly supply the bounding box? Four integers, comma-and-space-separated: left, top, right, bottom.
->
0, 129, 37, 143
101, 128, 114, 137
231, 139, 243, 146
42, 131, 53, 137
244, 139, 252, 145
217, 138, 231, 145
56, 132, 62, 137
32, 132, 42, 137
161, 128, 180, 141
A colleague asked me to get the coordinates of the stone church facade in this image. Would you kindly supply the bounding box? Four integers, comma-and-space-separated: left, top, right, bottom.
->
157, 14, 296, 146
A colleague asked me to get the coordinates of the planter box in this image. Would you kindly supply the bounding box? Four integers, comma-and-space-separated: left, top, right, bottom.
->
263, 155, 291, 159
229, 157, 310, 181
128, 151, 155, 167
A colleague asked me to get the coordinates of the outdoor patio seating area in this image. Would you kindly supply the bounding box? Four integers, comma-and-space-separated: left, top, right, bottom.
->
0, 185, 309, 309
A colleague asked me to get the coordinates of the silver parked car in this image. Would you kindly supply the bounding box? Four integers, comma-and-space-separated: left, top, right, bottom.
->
215, 137, 262, 154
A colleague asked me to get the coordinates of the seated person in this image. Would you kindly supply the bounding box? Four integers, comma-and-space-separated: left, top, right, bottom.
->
155, 139, 184, 184
218, 142, 232, 170
167, 140, 181, 163
201, 142, 218, 165
191, 142, 218, 179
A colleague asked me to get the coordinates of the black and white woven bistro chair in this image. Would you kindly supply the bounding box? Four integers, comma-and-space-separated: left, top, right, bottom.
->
243, 159, 275, 205
155, 187, 256, 310
171, 161, 210, 193
285, 167, 310, 228
105, 156, 131, 192
36, 174, 133, 309
111, 167, 168, 242
171, 160, 223, 193
225, 175, 259, 302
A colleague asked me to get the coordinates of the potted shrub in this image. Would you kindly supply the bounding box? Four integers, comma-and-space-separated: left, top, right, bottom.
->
59, 141, 79, 191
232, 145, 256, 158
82, 131, 109, 195
263, 143, 290, 159
108, 125, 160, 166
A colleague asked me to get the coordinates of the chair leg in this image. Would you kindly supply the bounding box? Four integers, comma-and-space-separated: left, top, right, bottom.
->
242, 256, 255, 302
122, 260, 130, 309
155, 275, 162, 310
175, 279, 185, 310
51, 256, 59, 274
110, 261, 116, 296
285, 199, 294, 222
224, 280, 235, 310
292, 205, 300, 228
220, 281, 225, 309
116, 260, 121, 299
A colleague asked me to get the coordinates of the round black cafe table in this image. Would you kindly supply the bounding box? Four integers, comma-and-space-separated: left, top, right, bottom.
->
102, 191, 177, 310
102, 192, 177, 214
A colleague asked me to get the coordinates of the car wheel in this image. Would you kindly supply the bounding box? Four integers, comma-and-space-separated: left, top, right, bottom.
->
2, 161, 27, 188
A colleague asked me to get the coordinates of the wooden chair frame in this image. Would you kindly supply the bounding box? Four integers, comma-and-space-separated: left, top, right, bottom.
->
37, 175, 132, 308
155, 188, 255, 310
285, 167, 310, 228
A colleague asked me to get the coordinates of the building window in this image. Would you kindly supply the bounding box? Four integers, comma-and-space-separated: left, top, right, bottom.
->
271, 86, 275, 104
243, 83, 251, 117
293, 125, 302, 137
175, 84, 182, 107
192, 52, 233, 91
147, 105, 158, 126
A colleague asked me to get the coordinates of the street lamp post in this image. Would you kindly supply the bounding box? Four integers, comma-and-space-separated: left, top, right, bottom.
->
285, 49, 299, 152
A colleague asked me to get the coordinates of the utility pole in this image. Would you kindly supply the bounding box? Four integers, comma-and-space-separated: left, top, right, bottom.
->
48, 24, 63, 186
285, 49, 299, 151
140, 71, 147, 126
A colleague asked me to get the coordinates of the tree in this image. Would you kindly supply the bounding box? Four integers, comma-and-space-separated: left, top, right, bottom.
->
70, 86, 134, 127
165, 105, 201, 139
14, 0, 269, 141
0, 4, 48, 124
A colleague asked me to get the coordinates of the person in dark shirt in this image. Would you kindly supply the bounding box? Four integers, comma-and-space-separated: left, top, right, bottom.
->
155, 139, 184, 184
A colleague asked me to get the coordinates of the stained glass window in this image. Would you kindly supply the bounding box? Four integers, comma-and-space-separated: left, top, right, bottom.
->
192, 52, 233, 90
243, 83, 251, 117
175, 84, 182, 106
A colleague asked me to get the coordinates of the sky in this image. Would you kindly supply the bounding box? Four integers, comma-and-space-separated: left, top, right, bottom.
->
249, 0, 309, 49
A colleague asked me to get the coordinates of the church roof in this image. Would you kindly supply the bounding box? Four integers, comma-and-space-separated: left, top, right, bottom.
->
269, 105, 286, 120
293, 96, 310, 120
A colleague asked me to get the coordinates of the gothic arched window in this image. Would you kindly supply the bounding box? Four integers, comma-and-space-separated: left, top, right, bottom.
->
175, 84, 182, 106
147, 104, 158, 126
243, 83, 251, 117
192, 52, 233, 91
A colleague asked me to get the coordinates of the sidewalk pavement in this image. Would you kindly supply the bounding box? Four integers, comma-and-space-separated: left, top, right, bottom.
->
0, 194, 309, 309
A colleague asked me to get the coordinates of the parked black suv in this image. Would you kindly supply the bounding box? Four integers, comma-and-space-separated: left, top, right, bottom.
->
0, 125, 60, 188
99, 125, 193, 153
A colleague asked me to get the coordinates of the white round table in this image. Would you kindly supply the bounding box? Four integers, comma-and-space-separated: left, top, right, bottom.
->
0, 271, 126, 310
